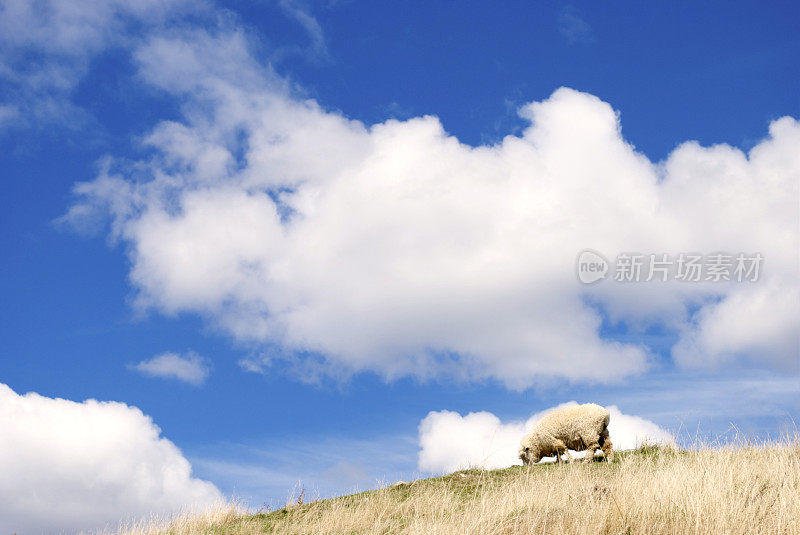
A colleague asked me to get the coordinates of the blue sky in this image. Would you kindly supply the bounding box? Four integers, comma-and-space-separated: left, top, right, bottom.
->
1, 0, 799, 531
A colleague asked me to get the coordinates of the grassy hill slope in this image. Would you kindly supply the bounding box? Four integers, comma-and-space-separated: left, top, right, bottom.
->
124, 444, 799, 535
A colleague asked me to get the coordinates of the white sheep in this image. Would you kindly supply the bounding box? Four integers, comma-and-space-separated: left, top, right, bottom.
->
518, 403, 613, 465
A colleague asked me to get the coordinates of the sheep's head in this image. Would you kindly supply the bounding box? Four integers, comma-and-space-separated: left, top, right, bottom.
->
519, 444, 541, 465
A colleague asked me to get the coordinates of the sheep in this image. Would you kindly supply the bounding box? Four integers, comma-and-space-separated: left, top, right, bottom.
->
518, 403, 613, 465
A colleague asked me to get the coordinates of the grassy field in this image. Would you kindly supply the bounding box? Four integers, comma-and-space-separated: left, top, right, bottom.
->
121, 443, 800, 535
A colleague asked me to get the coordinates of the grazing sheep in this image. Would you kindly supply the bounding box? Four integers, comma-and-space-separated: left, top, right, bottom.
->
518, 403, 613, 465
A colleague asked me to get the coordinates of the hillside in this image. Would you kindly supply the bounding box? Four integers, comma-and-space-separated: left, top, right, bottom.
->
124, 444, 799, 535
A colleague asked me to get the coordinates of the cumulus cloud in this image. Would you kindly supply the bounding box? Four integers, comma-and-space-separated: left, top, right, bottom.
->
130, 351, 211, 385
418, 402, 674, 474
64, 27, 800, 387
0, 382, 222, 534
418, 411, 529, 473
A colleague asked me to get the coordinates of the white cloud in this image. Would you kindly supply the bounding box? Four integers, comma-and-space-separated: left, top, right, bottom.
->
418, 402, 674, 474
0, 382, 222, 534
418, 410, 529, 473
277, 0, 328, 59
0, 0, 190, 54
0, 0, 197, 126
131, 351, 211, 385
65, 28, 800, 387
558, 6, 594, 44
0, 103, 18, 125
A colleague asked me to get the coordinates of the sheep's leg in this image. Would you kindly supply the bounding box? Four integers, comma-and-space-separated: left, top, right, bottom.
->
583, 442, 599, 463
564, 449, 574, 463
600, 430, 614, 462
554, 440, 568, 463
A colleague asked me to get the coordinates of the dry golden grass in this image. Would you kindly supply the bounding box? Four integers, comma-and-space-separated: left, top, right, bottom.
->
120, 443, 800, 535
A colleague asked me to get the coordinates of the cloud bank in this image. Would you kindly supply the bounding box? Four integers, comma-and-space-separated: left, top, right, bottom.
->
131, 351, 212, 385
0, 383, 222, 534
63, 24, 799, 388
418, 402, 674, 474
